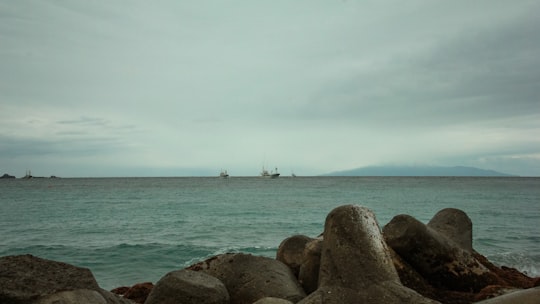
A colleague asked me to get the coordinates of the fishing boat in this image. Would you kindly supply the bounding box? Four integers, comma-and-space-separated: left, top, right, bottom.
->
219, 170, 229, 178
260, 167, 280, 178
22, 170, 33, 179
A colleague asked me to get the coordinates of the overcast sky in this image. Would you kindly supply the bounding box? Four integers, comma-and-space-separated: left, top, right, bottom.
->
1, 0, 539, 177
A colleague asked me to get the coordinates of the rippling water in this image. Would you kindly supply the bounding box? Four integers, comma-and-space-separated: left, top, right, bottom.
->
1, 176, 538, 289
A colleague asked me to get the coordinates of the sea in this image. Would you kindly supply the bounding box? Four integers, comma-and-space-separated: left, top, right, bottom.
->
1, 176, 539, 290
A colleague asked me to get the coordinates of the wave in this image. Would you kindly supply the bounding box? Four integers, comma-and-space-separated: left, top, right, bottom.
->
487, 251, 540, 277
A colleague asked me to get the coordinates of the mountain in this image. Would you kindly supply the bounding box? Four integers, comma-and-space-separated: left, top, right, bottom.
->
324, 165, 514, 177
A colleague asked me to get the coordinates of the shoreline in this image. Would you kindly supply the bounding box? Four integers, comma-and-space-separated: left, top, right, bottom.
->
2, 205, 539, 303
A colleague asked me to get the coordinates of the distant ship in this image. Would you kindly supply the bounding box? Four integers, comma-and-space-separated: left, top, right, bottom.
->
219, 170, 229, 178
260, 167, 280, 178
22, 170, 33, 179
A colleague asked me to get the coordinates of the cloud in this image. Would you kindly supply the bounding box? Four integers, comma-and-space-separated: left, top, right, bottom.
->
1, 0, 539, 176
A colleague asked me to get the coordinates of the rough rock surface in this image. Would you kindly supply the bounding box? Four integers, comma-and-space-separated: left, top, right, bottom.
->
276, 234, 314, 277
312, 204, 439, 303
298, 238, 322, 294
428, 208, 473, 252
121, 282, 153, 304
32, 289, 107, 304
384, 214, 500, 292
474, 286, 540, 304
145, 269, 229, 304
0, 254, 101, 303
188, 253, 306, 304
252, 297, 294, 304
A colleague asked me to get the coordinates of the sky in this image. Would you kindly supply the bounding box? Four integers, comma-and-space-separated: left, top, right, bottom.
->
1, 0, 539, 177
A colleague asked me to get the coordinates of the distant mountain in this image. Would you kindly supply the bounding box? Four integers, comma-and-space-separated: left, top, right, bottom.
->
324, 165, 514, 177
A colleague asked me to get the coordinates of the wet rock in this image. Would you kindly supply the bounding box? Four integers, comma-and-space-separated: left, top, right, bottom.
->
384, 214, 501, 292
276, 234, 314, 277
0, 254, 100, 303
428, 208, 473, 252
145, 269, 228, 304
188, 253, 306, 304
298, 238, 322, 294
315, 205, 439, 303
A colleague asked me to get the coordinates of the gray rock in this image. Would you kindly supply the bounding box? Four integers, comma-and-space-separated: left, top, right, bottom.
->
145, 269, 229, 304
0, 254, 100, 304
318, 205, 399, 290
384, 214, 500, 292
428, 208, 473, 252
252, 297, 294, 304
473, 286, 540, 304
296, 286, 363, 304
189, 253, 306, 304
298, 238, 322, 294
314, 205, 440, 303
32, 289, 107, 304
276, 234, 314, 277
298, 282, 440, 304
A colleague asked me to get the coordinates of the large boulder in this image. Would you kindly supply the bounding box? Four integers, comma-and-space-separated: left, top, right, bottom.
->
33, 289, 107, 304
298, 238, 322, 294
428, 208, 473, 252
313, 205, 439, 303
474, 286, 540, 304
0, 254, 100, 303
252, 297, 294, 304
383, 214, 501, 292
276, 234, 314, 277
145, 269, 229, 304
188, 253, 306, 304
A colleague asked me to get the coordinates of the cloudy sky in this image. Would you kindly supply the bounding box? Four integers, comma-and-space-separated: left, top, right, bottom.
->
1, 0, 539, 177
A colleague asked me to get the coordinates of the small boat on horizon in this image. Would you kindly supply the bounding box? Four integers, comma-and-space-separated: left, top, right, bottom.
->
22, 170, 33, 179
261, 166, 280, 178
219, 170, 229, 178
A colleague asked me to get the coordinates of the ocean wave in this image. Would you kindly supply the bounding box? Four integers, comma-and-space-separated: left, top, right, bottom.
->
487, 251, 540, 277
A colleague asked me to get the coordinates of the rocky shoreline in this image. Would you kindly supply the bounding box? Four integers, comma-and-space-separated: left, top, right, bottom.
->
1, 205, 539, 304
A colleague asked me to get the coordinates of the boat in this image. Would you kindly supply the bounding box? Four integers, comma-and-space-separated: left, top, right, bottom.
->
22, 170, 33, 179
219, 170, 229, 178
260, 166, 280, 178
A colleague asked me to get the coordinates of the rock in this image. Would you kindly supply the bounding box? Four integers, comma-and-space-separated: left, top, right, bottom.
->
0, 254, 100, 303
1, 173, 15, 178
122, 282, 153, 304
297, 286, 362, 304
33, 289, 107, 304
316, 205, 439, 303
97, 289, 136, 304
145, 269, 229, 304
188, 253, 306, 304
473, 251, 539, 289
276, 234, 314, 277
298, 238, 322, 294
428, 208, 473, 252
32, 288, 133, 304
384, 214, 502, 292
473, 286, 540, 304
318, 205, 399, 289
252, 297, 294, 304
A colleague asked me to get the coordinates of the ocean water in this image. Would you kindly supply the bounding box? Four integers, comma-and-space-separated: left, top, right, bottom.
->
1, 176, 539, 290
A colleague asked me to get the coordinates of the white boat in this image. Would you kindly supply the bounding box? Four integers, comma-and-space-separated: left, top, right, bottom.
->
260, 167, 280, 178
219, 170, 229, 178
